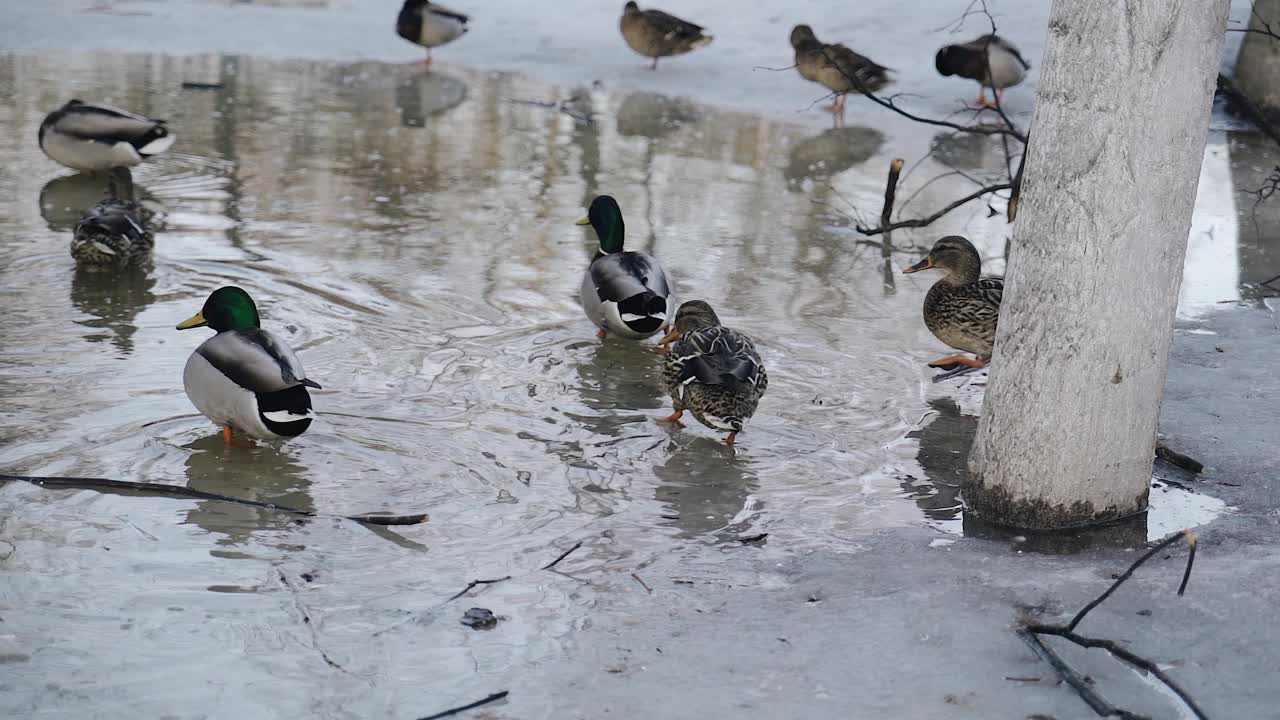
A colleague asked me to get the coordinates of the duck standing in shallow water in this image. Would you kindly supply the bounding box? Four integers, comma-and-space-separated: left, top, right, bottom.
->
620, 2, 712, 70
577, 195, 673, 340
176, 287, 321, 445
903, 235, 1003, 372
658, 301, 768, 446
39, 100, 175, 172
71, 198, 153, 268
396, 0, 469, 66
790, 25, 890, 127
935, 35, 1030, 107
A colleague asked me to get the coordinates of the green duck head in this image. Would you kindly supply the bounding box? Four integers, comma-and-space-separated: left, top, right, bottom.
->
576, 195, 626, 254
903, 235, 982, 284
176, 286, 261, 332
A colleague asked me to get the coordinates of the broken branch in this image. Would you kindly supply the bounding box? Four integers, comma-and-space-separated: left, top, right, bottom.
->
855, 183, 1012, 236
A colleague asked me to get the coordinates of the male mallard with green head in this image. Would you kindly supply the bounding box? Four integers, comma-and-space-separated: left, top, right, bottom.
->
396, 0, 469, 66
620, 2, 712, 70
790, 25, 890, 127
658, 301, 768, 446
935, 34, 1030, 107
71, 198, 153, 268
177, 287, 321, 445
39, 99, 175, 172
903, 235, 1003, 370
577, 195, 673, 340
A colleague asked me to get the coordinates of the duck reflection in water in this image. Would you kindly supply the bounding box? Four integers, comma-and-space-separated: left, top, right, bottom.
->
616, 91, 699, 139
39, 167, 162, 232
784, 126, 884, 187
568, 338, 665, 438
181, 433, 313, 545
395, 69, 468, 127
902, 397, 970, 525
70, 265, 155, 356
654, 443, 761, 540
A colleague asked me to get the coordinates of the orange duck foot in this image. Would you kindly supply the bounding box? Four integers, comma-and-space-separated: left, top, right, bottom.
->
927, 355, 988, 370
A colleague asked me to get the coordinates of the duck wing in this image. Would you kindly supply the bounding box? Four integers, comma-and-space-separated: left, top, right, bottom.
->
823, 44, 891, 92
76, 199, 148, 241
641, 9, 705, 41
589, 251, 670, 303
426, 1, 468, 23
197, 328, 320, 394
671, 327, 764, 394
50, 102, 167, 146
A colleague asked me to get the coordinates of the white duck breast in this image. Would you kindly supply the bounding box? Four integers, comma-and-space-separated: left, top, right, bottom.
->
983, 41, 1029, 89
184, 329, 319, 440
581, 251, 672, 339
39, 100, 175, 172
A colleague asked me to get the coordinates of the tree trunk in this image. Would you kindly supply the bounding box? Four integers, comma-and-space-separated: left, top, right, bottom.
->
1236, 0, 1280, 122
966, 0, 1230, 529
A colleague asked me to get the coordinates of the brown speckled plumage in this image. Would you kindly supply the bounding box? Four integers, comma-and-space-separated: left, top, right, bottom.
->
620, 2, 712, 68
660, 301, 767, 443
790, 25, 890, 97
906, 236, 1002, 360
71, 198, 154, 268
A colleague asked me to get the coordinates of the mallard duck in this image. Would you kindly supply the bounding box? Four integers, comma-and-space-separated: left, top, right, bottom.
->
658, 301, 768, 446
396, 0, 469, 66
39, 99, 174, 172
176, 286, 321, 445
620, 2, 712, 70
71, 198, 153, 268
577, 195, 673, 340
790, 25, 890, 126
935, 34, 1030, 107
903, 235, 1003, 370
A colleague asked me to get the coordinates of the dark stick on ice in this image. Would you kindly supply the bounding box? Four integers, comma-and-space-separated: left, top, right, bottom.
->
542, 540, 584, 570
0, 474, 427, 526
630, 572, 653, 593
447, 576, 513, 602
1021, 531, 1206, 720
879, 158, 904, 238
416, 691, 510, 720
1154, 444, 1204, 474
1016, 629, 1123, 718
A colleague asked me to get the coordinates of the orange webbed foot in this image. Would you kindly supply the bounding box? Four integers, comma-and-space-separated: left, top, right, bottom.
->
657, 410, 685, 428
927, 355, 988, 369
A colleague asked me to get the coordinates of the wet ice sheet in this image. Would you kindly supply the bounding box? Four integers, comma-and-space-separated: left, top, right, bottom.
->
0, 35, 1258, 718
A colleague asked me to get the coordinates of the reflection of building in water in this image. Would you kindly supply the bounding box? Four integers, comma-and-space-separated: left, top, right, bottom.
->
181, 434, 313, 545
1228, 131, 1280, 289
653, 447, 760, 539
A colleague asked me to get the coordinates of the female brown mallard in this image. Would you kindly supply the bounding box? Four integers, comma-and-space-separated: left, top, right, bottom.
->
790, 25, 890, 126
658, 301, 768, 446
903, 236, 1002, 370
935, 34, 1030, 107
620, 2, 712, 70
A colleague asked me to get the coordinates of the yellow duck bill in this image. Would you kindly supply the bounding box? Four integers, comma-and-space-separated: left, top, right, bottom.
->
903, 257, 934, 274
176, 311, 207, 330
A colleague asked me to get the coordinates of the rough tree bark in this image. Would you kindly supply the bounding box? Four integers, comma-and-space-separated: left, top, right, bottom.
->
966, 0, 1231, 529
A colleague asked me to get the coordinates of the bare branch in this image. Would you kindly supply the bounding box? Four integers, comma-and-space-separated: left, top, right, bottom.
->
855, 182, 1012, 236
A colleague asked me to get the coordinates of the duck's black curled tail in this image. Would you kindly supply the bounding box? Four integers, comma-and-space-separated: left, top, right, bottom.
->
618, 291, 667, 335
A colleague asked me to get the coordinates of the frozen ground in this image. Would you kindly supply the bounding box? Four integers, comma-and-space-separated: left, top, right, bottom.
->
1, 1, 1278, 719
